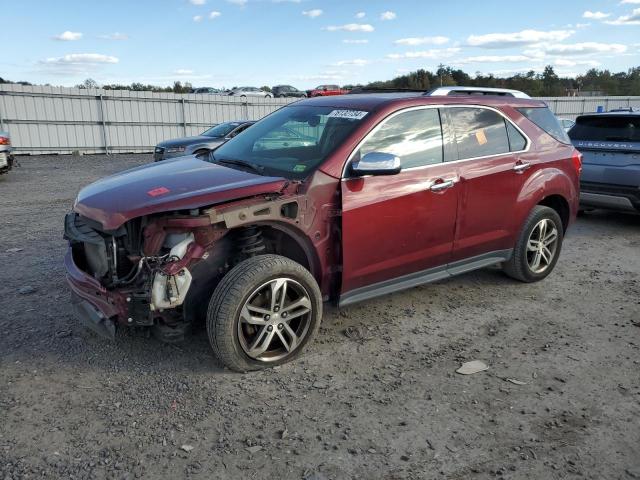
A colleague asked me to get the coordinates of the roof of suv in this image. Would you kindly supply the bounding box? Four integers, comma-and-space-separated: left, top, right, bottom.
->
298, 92, 546, 111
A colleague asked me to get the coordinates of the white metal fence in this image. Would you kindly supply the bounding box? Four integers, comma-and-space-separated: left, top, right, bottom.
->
0, 84, 295, 154
1, 84, 639, 155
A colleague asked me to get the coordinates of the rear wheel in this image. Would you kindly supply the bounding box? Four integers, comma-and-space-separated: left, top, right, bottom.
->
207, 255, 322, 372
503, 205, 563, 282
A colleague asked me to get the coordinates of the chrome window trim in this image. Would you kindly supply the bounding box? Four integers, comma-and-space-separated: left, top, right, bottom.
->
341, 104, 531, 179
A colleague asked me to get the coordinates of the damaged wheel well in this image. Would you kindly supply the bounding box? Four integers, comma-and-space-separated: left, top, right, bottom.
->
183, 222, 320, 325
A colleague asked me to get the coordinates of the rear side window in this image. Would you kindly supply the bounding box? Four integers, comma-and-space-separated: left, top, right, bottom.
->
358, 108, 443, 168
569, 115, 640, 142
506, 122, 527, 151
448, 107, 510, 159
518, 107, 570, 144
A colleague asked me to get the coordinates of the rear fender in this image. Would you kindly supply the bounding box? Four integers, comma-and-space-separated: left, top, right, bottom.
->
516, 167, 579, 226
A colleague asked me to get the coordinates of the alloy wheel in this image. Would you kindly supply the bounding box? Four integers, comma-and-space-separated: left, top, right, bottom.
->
526, 218, 559, 274
237, 278, 312, 362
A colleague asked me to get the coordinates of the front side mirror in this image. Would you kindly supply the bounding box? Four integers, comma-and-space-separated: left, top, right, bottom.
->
351, 151, 401, 176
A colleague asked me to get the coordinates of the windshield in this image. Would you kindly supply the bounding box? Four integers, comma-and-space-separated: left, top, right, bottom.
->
211, 105, 368, 179
202, 122, 241, 138
569, 115, 640, 142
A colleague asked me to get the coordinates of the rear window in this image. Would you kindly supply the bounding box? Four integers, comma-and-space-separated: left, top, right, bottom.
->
517, 107, 570, 144
569, 115, 640, 142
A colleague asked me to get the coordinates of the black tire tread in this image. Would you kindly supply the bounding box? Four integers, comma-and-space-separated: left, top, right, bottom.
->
503, 205, 564, 283
207, 254, 322, 372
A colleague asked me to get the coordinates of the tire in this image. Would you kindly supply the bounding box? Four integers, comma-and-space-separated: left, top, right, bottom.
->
207, 254, 322, 372
265, 94, 273, 98
503, 205, 564, 283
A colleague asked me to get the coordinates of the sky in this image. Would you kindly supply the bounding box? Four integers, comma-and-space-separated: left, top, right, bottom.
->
1, 0, 640, 90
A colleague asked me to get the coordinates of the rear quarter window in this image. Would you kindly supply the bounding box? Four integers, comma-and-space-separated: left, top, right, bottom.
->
517, 107, 570, 144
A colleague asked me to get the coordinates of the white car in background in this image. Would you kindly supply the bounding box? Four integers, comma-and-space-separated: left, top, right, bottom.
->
0, 131, 14, 175
228, 87, 273, 98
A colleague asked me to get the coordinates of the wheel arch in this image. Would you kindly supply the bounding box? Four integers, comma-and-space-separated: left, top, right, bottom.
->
537, 194, 570, 233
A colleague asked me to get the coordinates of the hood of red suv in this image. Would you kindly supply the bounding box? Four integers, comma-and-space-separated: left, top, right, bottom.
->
74, 156, 288, 230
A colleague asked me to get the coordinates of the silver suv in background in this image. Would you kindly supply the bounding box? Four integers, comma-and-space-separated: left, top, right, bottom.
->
0, 131, 14, 175
569, 112, 640, 212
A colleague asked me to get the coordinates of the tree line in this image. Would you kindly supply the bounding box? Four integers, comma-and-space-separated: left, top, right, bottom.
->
2, 65, 640, 96
364, 65, 640, 97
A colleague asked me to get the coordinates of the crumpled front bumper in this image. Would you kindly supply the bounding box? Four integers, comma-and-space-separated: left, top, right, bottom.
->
64, 247, 128, 339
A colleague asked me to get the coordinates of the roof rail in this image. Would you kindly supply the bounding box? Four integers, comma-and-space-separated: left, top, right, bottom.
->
426, 86, 531, 99
348, 87, 427, 94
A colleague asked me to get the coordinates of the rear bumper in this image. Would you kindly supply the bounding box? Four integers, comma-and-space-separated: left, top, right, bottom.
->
65, 247, 128, 336
580, 182, 640, 212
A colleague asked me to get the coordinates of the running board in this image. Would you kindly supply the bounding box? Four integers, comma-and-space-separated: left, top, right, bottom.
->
339, 249, 512, 308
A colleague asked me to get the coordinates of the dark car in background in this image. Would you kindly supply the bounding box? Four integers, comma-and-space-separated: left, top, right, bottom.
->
191, 87, 226, 95
154, 121, 254, 161
569, 112, 640, 213
0, 131, 14, 175
271, 85, 306, 98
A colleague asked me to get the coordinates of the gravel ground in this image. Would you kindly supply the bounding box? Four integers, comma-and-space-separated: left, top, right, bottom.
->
1, 154, 639, 480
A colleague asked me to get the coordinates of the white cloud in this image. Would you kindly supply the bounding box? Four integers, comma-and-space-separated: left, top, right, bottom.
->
227, 0, 247, 5
620, 0, 640, 3
42, 53, 119, 65
174, 69, 194, 75
380, 11, 396, 21
458, 55, 534, 64
394, 36, 449, 46
53, 31, 83, 41
554, 58, 601, 67
325, 23, 374, 32
355, 12, 366, 19
38, 53, 119, 77
209, 10, 221, 19
333, 59, 369, 66
193, 15, 203, 22
99, 32, 128, 40
541, 42, 627, 55
467, 29, 574, 48
583, 10, 610, 19
343, 39, 369, 44
302, 9, 323, 18
189, 0, 206, 4
386, 47, 461, 60
605, 8, 640, 25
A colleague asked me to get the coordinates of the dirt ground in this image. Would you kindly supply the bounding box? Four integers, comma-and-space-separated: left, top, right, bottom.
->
0, 154, 639, 480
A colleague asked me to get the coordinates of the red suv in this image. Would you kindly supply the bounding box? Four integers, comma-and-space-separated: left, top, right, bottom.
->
307, 84, 348, 97
65, 89, 580, 371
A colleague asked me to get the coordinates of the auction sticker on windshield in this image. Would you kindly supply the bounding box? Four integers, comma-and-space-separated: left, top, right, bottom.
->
328, 110, 368, 120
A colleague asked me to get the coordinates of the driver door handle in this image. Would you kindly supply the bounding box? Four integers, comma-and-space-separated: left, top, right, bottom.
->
430, 179, 456, 192
513, 162, 531, 173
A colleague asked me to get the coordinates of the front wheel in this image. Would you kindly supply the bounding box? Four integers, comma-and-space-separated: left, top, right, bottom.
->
207, 255, 322, 371
503, 205, 564, 283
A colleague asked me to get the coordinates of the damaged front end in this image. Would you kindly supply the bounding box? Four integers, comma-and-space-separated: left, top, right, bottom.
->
64, 211, 215, 342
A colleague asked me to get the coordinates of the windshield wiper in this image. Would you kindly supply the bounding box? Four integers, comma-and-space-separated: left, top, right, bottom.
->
215, 157, 265, 175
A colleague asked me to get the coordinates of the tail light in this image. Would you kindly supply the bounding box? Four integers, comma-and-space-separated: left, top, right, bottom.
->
0, 136, 9, 146
571, 149, 582, 174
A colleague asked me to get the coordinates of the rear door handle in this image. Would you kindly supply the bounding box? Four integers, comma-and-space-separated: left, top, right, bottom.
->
513, 162, 531, 173
430, 179, 456, 192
